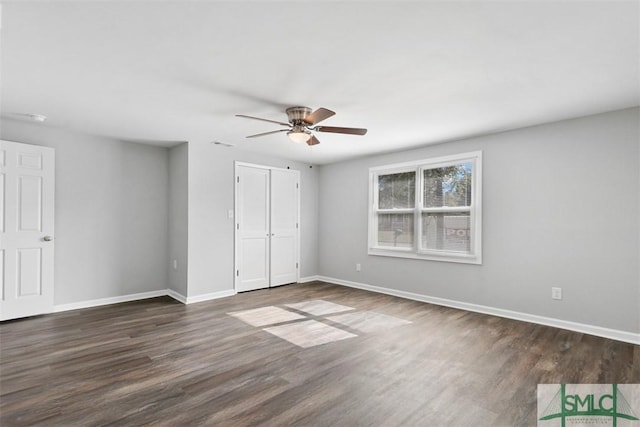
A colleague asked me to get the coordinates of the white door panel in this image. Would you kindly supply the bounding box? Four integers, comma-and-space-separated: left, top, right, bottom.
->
270, 169, 297, 230
1, 140, 55, 320
270, 235, 296, 286
240, 171, 269, 232
17, 248, 42, 296
240, 238, 269, 285
18, 175, 43, 231
0, 172, 5, 233
269, 169, 298, 286
236, 166, 270, 292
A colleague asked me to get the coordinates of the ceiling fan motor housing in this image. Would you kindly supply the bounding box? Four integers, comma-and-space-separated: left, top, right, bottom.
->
286, 106, 312, 124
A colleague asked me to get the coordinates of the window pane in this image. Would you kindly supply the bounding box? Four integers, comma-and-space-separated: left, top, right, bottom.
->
378, 172, 415, 209
377, 213, 414, 248
423, 162, 472, 208
421, 213, 470, 252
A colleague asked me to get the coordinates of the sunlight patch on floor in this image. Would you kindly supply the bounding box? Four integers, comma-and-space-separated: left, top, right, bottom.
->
227, 306, 305, 327
263, 320, 357, 348
228, 299, 411, 348
284, 300, 354, 316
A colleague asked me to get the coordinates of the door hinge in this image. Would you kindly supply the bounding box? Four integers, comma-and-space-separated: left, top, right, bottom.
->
236, 269, 239, 277
296, 223, 299, 229
296, 183, 299, 189
236, 223, 239, 230
296, 262, 299, 269
236, 176, 239, 183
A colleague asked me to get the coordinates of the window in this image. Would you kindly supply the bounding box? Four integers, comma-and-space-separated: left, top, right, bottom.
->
369, 151, 482, 264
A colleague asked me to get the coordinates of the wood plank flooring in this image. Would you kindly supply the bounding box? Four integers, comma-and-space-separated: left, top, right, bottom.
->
1, 281, 638, 426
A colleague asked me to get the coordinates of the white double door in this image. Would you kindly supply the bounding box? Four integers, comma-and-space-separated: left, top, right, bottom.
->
0, 140, 55, 321
235, 163, 299, 292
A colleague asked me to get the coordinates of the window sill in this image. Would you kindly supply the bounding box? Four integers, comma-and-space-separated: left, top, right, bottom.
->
368, 247, 482, 265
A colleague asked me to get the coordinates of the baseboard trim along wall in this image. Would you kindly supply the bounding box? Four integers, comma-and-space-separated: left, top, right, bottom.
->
54, 289, 168, 313
317, 276, 640, 346
166, 289, 187, 304
298, 275, 321, 283
54, 288, 237, 313
183, 289, 236, 304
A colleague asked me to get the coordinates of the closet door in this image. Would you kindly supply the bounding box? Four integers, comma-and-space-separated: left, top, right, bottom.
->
236, 166, 270, 292
270, 169, 298, 286
235, 163, 299, 292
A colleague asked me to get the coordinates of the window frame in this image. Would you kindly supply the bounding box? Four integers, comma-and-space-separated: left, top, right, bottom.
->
368, 151, 482, 264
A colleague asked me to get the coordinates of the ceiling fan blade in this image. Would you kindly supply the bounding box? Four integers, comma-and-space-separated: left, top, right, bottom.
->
307, 135, 320, 146
303, 108, 335, 125
246, 129, 290, 138
235, 114, 290, 127
314, 126, 367, 135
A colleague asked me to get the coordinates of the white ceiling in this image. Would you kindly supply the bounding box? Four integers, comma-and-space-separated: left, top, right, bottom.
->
1, 1, 638, 164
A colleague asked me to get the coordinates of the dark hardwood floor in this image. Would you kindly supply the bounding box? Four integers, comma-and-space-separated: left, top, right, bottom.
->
1, 281, 638, 426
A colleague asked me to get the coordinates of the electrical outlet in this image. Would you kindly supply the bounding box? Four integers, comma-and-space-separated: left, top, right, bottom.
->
356, 263, 361, 272
551, 287, 562, 300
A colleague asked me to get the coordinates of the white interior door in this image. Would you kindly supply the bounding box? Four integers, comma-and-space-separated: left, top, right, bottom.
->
236, 165, 270, 292
270, 168, 299, 287
235, 163, 299, 292
0, 140, 55, 321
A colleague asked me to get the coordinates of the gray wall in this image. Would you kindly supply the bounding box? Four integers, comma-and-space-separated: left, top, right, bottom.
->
0, 119, 170, 304
0, 118, 319, 303
187, 143, 319, 297
3, 108, 636, 335
318, 108, 640, 333
168, 143, 188, 296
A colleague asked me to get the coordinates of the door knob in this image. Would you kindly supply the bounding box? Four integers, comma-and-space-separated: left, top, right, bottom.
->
43, 236, 54, 242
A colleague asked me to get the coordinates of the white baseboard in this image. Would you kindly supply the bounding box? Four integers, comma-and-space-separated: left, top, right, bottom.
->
54, 289, 168, 313
317, 276, 640, 346
298, 275, 320, 283
166, 289, 187, 304
186, 289, 236, 304
54, 288, 237, 313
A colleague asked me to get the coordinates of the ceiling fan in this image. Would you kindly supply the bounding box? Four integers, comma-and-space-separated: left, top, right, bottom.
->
235, 106, 367, 146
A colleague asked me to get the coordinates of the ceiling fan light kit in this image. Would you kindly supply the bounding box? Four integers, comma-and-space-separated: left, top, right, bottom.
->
236, 106, 367, 146
287, 130, 312, 143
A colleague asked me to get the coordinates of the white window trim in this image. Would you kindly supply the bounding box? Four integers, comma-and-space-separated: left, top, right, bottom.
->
368, 151, 482, 265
